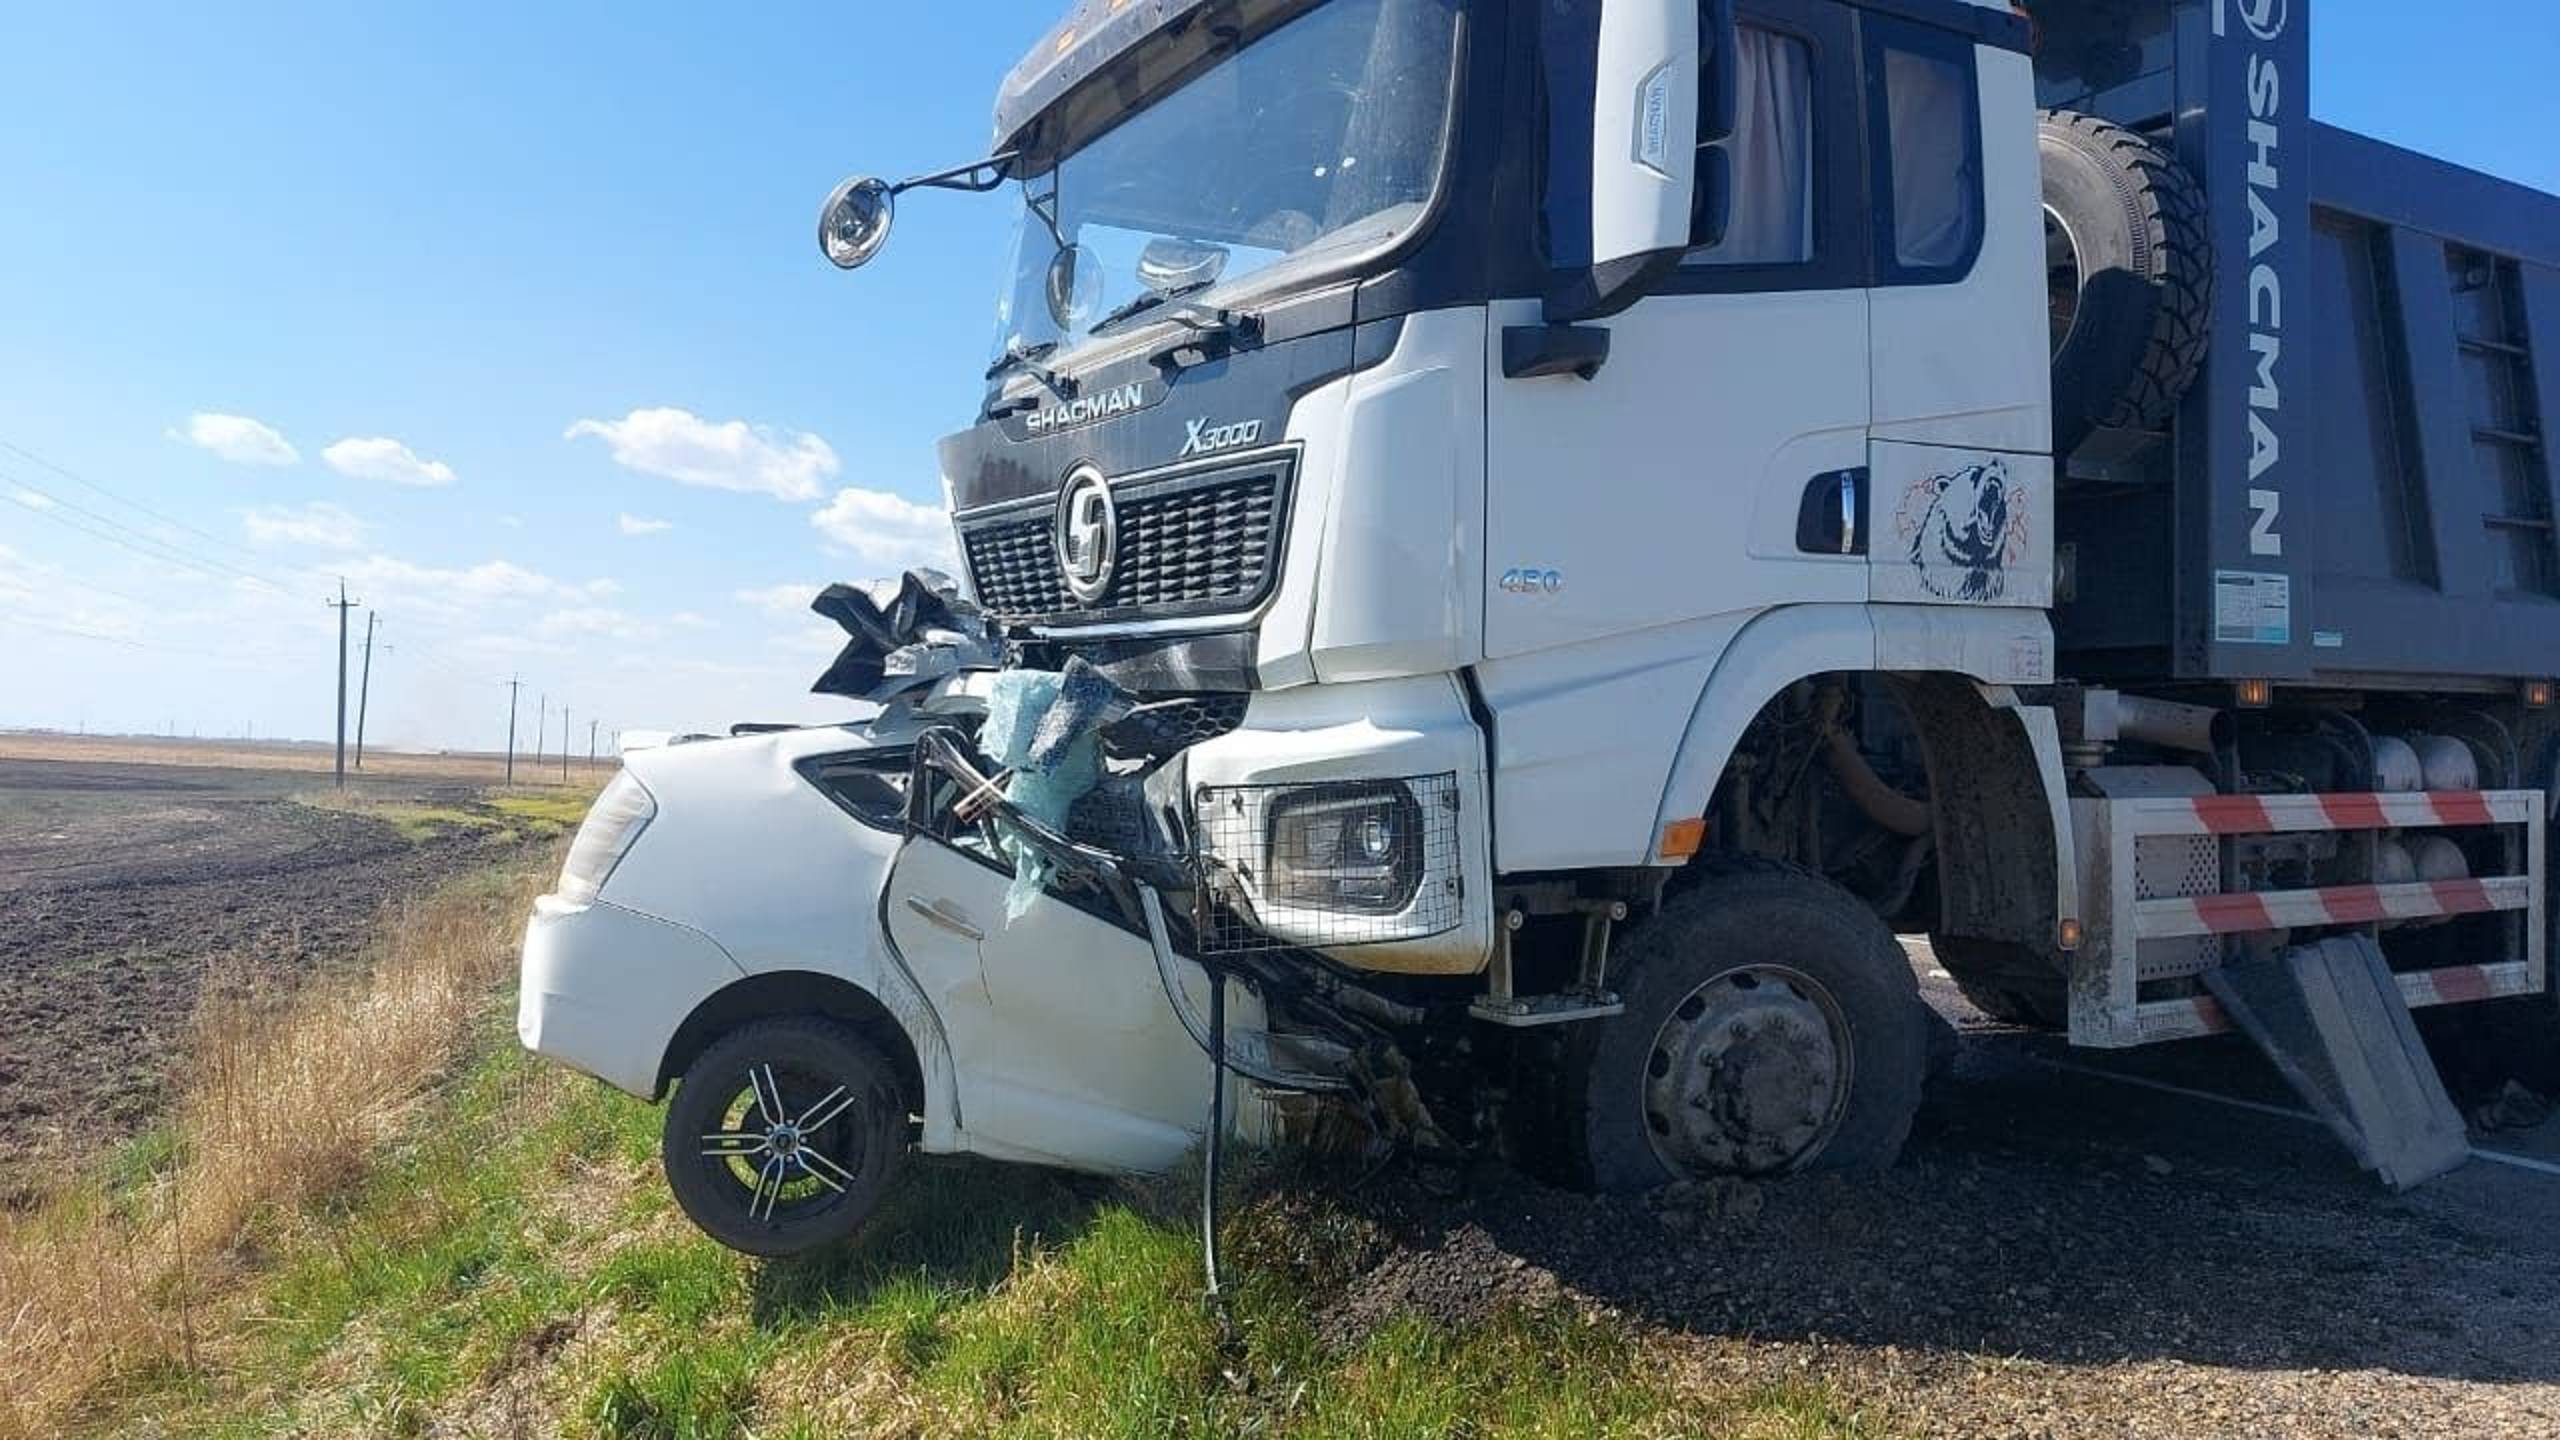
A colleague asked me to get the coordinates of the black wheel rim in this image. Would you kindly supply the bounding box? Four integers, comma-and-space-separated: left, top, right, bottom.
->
693, 1060, 874, 1228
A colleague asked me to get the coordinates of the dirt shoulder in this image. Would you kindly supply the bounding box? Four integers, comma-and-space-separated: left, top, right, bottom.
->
0, 756, 547, 1193
1311, 994, 2560, 1440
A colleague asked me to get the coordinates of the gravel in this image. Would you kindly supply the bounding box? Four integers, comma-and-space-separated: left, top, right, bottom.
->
1259, 1020, 2560, 1439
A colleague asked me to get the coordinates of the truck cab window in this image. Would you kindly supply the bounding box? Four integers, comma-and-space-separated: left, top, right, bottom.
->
1871, 26, 1983, 280
1686, 27, 1816, 267
1689, 27, 1812, 266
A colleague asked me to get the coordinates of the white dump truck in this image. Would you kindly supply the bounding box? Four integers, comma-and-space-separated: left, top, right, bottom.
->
521, 0, 2560, 1256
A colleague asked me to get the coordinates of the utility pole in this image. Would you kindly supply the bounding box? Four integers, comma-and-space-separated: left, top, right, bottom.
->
561, 706, 571, 781
537, 693, 547, 777
326, 580, 361, 788
353, 611, 379, 770
589, 719, 599, 770
504, 675, 522, 785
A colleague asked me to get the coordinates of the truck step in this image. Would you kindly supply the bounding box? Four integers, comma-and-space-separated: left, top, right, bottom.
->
1468, 992, 1625, 1028
2203, 936, 2471, 1191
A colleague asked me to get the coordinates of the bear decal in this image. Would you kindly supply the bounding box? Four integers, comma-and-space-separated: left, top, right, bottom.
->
1897, 458, 2028, 603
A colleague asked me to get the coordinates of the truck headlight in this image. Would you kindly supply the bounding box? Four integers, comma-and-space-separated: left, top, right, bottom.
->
556, 770, 656, 903
1265, 783, 1425, 914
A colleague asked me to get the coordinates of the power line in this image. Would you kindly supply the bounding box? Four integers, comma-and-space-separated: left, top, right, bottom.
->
0, 468, 297, 593
0, 435, 287, 574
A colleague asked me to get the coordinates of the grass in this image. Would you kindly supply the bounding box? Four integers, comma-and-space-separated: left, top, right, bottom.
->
0, 852, 562, 1439
0, 850, 1890, 1440
296, 786, 599, 843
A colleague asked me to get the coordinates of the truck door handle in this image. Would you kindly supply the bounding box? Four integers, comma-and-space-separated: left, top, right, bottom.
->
904, 896, 984, 941
1797, 468, 1869, 556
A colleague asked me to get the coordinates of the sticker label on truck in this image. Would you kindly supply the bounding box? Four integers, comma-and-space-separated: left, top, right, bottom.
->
2214, 569, 2292, 646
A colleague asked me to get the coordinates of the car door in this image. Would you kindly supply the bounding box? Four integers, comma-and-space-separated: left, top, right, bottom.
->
1484, 0, 1873, 662
882, 834, 1216, 1173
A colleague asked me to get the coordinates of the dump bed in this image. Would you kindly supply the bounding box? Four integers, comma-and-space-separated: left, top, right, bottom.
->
2036, 0, 2560, 690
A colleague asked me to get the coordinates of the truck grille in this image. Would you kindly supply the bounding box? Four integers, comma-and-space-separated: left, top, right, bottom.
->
959, 458, 1292, 625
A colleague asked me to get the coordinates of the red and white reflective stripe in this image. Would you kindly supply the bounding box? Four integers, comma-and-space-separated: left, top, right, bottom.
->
2153, 791, 2531, 837
2136, 962, 2538, 1042
2136, 876, 2531, 938
2396, 960, 2538, 1007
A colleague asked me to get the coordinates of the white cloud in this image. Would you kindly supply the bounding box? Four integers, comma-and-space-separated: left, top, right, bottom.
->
736, 582, 820, 618
617, 513, 674, 537
242, 501, 368, 550
176, 412, 300, 467
536, 606, 661, 643
324, 436, 457, 488
566, 407, 837, 502
9, 486, 57, 511
339, 554, 589, 613
809, 486, 956, 573
670, 611, 712, 630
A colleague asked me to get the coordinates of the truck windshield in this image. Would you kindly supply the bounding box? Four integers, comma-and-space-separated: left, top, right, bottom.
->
995, 0, 1461, 367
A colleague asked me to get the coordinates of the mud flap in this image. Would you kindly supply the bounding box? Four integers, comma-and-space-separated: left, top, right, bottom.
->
2204, 936, 2471, 1190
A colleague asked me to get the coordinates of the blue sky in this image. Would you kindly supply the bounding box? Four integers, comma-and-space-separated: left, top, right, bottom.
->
2, 2, 2554, 749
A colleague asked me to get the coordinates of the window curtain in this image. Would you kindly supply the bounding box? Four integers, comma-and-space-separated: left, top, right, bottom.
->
1694, 27, 1814, 266
1885, 47, 1976, 268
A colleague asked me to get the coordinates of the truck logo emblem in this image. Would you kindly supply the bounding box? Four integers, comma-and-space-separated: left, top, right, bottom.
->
1055, 466, 1118, 605
1024, 382, 1149, 437
1899, 459, 2027, 603
1179, 415, 1263, 458
1499, 568, 1563, 596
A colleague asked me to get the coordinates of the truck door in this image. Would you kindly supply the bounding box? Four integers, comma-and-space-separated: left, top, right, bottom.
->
1859, 13, 2055, 611
882, 835, 1214, 1173
1485, 1, 1871, 661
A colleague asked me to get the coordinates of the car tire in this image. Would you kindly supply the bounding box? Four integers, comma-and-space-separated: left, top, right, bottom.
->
1547, 857, 1930, 1192
662, 1017, 908, 1258
2041, 109, 2214, 455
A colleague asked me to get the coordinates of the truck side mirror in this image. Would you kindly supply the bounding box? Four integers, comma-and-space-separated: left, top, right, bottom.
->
1699, 0, 1738, 147
1691, 0, 1737, 249
1542, 0, 1702, 322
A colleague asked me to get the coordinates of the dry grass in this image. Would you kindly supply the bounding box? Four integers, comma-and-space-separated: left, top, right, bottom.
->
0, 847, 559, 1440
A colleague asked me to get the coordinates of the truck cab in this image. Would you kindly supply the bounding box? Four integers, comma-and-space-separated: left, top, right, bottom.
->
523, 0, 2560, 1256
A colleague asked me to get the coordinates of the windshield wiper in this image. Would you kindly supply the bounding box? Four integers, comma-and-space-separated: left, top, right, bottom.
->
1089, 280, 1259, 344
986, 338, 1074, 400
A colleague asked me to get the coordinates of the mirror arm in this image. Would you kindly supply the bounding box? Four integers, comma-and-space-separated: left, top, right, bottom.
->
894, 151, 1018, 197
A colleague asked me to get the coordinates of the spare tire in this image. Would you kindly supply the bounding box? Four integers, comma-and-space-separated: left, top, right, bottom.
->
2040, 110, 2213, 456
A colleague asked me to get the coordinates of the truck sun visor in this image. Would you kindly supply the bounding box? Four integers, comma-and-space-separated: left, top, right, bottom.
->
808, 568, 1005, 703
979, 657, 1136, 920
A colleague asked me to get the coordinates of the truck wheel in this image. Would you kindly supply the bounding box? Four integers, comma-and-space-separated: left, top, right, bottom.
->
1555, 858, 1929, 1190
663, 1017, 908, 1258
2041, 109, 2213, 455
1930, 936, 2071, 1030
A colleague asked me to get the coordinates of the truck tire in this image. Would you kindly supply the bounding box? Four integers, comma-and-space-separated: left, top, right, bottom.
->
1930, 936, 2071, 1030
2041, 110, 2213, 455
663, 1017, 908, 1258
1545, 857, 1929, 1191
